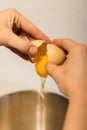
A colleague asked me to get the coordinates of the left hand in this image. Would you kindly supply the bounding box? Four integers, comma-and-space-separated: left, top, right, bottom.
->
0, 8, 51, 60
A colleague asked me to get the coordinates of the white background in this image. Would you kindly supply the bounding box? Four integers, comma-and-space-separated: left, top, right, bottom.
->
0, 0, 87, 97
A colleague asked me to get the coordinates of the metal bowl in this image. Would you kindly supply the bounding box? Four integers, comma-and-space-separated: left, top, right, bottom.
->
0, 91, 68, 130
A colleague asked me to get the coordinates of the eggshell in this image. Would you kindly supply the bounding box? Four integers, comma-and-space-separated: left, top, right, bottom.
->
31, 40, 66, 65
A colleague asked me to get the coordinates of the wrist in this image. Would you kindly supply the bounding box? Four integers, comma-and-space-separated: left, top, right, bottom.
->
69, 91, 87, 104
63, 91, 87, 130
67, 84, 87, 101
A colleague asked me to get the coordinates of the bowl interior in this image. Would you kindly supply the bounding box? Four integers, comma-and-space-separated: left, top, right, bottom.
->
0, 91, 68, 130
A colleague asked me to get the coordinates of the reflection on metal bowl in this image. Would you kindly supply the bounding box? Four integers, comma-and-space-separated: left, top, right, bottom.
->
0, 91, 68, 130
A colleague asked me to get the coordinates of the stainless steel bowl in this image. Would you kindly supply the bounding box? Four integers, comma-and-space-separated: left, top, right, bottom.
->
0, 91, 68, 130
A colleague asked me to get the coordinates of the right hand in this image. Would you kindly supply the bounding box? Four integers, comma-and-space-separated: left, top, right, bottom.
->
46, 38, 87, 99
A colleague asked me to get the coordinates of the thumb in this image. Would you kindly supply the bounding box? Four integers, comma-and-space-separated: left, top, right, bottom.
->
46, 62, 62, 84
4, 31, 37, 56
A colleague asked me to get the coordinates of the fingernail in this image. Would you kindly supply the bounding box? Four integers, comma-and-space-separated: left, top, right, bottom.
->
29, 46, 37, 56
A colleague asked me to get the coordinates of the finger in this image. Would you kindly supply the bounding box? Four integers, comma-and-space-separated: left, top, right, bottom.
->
19, 13, 51, 43
46, 62, 61, 83
19, 31, 35, 41
5, 31, 37, 56
53, 38, 78, 52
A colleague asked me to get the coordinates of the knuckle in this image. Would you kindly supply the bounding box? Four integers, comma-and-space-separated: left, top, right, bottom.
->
75, 44, 87, 54
7, 8, 17, 13
21, 42, 31, 54
5, 8, 18, 17
62, 38, 72, 42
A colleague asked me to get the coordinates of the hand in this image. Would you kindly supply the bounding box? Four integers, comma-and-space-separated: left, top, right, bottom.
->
0, 8, 51, 60
46, 38, 87, 99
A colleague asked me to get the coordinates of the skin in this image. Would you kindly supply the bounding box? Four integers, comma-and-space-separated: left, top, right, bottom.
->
0, 8, 87, 130
0, 8, 51, 59
46, 38, 87, 130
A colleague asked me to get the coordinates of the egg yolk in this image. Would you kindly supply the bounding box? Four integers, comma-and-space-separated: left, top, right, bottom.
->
32, 42, 48, 77
35, 55, 48, 78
